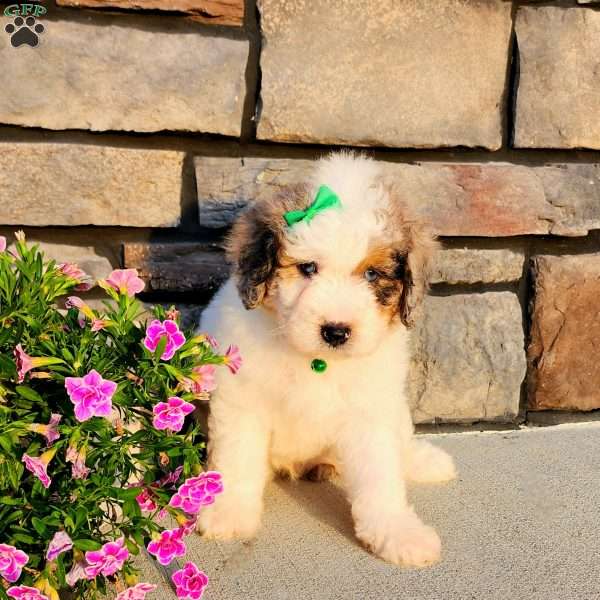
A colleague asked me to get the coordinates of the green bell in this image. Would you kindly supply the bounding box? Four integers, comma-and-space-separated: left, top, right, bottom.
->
311, 358, 327, 373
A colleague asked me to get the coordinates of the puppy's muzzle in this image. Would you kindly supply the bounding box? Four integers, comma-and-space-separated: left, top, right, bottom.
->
321, 323, 352, 347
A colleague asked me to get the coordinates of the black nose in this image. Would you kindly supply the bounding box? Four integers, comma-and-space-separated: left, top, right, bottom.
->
321, 323, 351, 347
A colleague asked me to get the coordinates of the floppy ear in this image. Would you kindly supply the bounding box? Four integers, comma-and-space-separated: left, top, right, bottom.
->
226, 204, 281, 310
226, 184, 308, 310
397, 222, 438, 328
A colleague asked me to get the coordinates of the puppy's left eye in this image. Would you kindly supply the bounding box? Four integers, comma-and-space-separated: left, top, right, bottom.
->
364, 268, 380, 283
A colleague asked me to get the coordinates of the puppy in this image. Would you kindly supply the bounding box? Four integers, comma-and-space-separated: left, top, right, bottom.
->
197, 152, 456, 567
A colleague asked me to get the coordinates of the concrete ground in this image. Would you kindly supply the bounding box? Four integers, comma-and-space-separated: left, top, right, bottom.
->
139, 423, 600, 600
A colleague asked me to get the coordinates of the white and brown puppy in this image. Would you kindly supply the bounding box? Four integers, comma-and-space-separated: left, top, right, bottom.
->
197, 152, 456, 567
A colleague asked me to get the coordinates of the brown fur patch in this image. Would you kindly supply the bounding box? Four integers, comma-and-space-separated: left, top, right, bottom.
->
366, 179, 439, 326
275, 262, 304, 280
226, 184, 309, 309
397, 221, 438, 327
353, 246, 398, 278
353, 245, 404, 320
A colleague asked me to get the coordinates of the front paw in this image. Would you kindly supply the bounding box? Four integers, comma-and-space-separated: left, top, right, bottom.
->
355, 509, 441, 568
196, 494, 262, 540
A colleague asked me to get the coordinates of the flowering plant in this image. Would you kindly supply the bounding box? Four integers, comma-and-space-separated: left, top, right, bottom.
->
0, 234, 238, 600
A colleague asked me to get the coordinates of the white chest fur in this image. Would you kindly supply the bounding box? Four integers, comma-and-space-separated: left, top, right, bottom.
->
200, 279, 412, 473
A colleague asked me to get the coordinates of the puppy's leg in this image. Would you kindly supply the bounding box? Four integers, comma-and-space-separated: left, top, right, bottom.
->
338, 425, 441, 568
196, 407, 270, 540
405, 439, 457, 484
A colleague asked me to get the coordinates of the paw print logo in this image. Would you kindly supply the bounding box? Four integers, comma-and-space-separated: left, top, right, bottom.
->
5, 16, 44, 48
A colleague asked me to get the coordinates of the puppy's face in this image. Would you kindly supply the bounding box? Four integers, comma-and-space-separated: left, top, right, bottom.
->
227, 177, 437, 359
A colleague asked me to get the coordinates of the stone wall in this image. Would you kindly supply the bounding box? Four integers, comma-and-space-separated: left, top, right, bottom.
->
1, 0, 599, 425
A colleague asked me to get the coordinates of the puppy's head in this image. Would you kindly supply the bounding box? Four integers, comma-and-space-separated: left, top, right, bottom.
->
227, 152, 437, 358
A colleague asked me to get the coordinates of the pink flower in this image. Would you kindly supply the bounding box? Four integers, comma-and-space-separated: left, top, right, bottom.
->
65, 369, 117, 422
116, 583, 157, 600
65, 560, 87, 587
22, 449, 56, 489
14, 345, 33, 383
66, 445, 90, 480
65, 445, 78, 463
171, 562, 208, 600
46, 413, 61, 444
58, 263, 93, 291
7, 586, 48, 600
0, 544, 28, 583
104, 269, 145, 296
205, 334, 218, 349
169, 472, 223, 515
147, 529, 186, 566
190, 365, 217, 394
14, 346, 61, 383
84, 537, 129, 578
223, 345, 242, 374
46, 531, 73, 561
135, 488, 158, 512
156, 508, 168, 521
65, 296, 84, 310
152, 397, 195, 432
91, 318, 109, 332
0, 236, 6, 252
28, 413, 61, 446
159, 465, 184, 487
72, 459, 90, 479
143, 320, 186, 361
65, 296, 96, 321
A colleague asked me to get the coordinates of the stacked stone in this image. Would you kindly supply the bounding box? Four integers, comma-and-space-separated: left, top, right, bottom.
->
0, 0, 598, 423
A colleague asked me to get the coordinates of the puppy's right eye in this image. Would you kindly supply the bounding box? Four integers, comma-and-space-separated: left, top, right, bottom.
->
297, 262, 318, 277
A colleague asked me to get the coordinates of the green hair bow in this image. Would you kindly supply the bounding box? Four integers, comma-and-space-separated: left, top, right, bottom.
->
283, 185, 341, 227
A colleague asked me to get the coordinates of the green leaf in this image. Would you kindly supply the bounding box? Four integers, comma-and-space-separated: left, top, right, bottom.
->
73, 538, 102, 551
13, 532, 36, 544
43, 514, 62, 528
125, 537, 139, 555
132, 529, 145, 547
82, 419, 108, 433
0, 434, 14, 455
64, 515, 75, 531
75, 506, 87, 528
162, 364, 181, 379
116, 487, 143, 501
12, 397, 32, 410
154, 335, 168, 361
56, 554, 67, 588
4, 510, 24, 525
122, 499, 141, 519
61, 348, 74, 363
8, 461, 24, 490
15, 385, 43, 403
0, 495, 21, 505
31, 516, 47, 535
